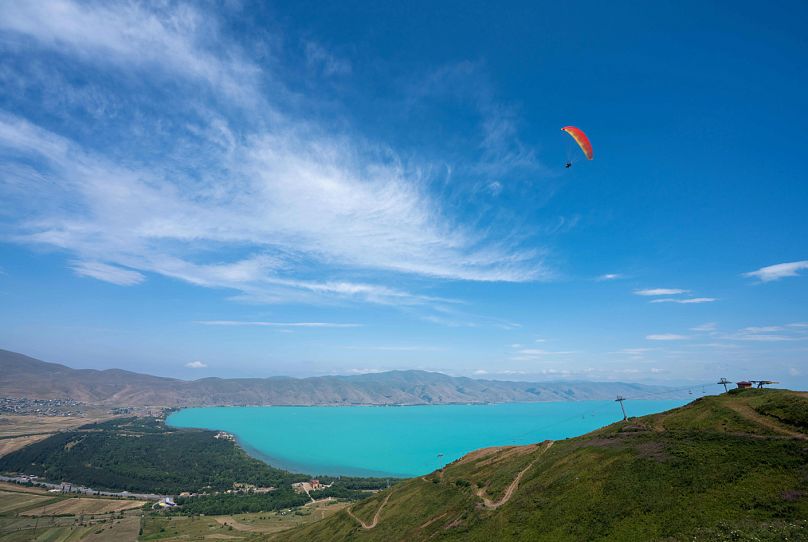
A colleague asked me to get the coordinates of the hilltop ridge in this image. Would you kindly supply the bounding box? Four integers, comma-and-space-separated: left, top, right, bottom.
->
273, 388, 808, 541
0, 349, 686, 407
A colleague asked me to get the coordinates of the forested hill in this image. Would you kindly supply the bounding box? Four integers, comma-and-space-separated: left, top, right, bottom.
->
272, 388, 808, 542
0, 348, 686, 407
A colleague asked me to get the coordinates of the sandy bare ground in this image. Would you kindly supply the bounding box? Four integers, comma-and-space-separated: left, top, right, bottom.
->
452, 446, 507, 466
346, 491, 392, 530
0, 415, 102, 438
724, 401, 806, 439
0, 433, 54, 457
21, 497, 146, 516
474, 441, 554, 510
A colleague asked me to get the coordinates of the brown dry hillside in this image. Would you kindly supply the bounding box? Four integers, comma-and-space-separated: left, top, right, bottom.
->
0, 348, 687, 407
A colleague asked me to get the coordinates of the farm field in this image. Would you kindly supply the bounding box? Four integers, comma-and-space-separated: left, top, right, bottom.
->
141, 500, 350, 540
0, 481, 50, 494
0, 482, 147, 541
0, 473, 349, 540
0, 490, 57, 514
0, 515, 141, 542
20, 497, 147, 516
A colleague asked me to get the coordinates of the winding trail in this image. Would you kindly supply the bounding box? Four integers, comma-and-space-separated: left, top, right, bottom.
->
475, 441, 554, 510
347, 491, 392, 530
724, 401, 806, 439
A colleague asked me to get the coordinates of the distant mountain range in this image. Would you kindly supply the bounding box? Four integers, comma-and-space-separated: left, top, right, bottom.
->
0, 348, 687, 407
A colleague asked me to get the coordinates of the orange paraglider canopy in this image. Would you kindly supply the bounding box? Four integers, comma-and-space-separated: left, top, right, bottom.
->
561, 126, 593, 160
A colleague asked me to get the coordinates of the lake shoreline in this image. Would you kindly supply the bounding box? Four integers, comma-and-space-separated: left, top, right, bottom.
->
168, 399, 690, 478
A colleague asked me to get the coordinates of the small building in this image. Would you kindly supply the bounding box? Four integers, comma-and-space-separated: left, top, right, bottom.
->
736, 381, 752, 389
310, 479, 321, 489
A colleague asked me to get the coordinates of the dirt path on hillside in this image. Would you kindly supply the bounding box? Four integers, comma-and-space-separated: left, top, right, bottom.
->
724, 402, 806, 439
213, 516, 254, 532
346, 491, 392, 530
475, 441, 553, 510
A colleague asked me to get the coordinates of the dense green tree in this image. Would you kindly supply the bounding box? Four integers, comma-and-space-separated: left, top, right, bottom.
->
0, 417, 309, 494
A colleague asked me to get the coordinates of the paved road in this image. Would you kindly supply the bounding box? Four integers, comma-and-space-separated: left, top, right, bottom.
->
0, 474, 166, 500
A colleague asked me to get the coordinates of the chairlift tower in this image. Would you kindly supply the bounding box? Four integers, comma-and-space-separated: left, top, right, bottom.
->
717, 378, 731, 393
615, 395, 627, 421
750, 380, 779, 389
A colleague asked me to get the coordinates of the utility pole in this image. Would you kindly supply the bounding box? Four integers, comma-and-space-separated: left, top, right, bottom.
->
717, 378, 731, 393
615, 395, 627, 421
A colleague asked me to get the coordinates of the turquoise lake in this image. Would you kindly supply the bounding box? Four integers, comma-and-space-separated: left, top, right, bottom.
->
167, 400, 687, 477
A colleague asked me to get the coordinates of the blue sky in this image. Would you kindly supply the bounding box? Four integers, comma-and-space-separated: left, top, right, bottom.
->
0, 0, 806, 386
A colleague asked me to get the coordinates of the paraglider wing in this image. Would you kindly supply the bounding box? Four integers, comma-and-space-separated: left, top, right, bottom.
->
561, 126, 593, 160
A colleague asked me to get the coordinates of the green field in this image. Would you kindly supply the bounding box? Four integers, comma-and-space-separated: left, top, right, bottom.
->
270, 389, 808, 542
0, 484, 145, 542
141, 501, 349, 541
0, 481, 348, 541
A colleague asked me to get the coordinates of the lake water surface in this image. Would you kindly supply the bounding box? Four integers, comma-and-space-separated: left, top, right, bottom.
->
167, 400, 687, 477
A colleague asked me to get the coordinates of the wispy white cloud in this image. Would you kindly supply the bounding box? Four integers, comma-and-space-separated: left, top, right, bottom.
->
185, 360, 207, 369
0, 0, 258, 102
510, 347, 577, 361
691, 322, 718, 332
634, 288, 689, 296
731, 334, 797, 342
344, 368, 385, 374
742, 326, 784, 333
650, 297, 716, 304
304, 40, 351, 76
694, 342, 741, 349
646, 334, 688, 341
71, 260, 145, 286
410, 61, 544, 179
0, 0, 549, 311
197, 321, 362, 328
619, 347, 656, 354
717, 323, 808, 342
343, 345, 445, 352
486, 181, 503, 196
744, 260, 808, 282
597, 273, 623, 281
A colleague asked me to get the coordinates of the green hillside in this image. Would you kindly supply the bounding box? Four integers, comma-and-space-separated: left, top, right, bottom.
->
271, 389, 808, 541
0, 417, 308, 494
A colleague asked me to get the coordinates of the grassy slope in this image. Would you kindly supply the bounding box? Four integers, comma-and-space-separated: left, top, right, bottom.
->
271, 389, 808, 542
